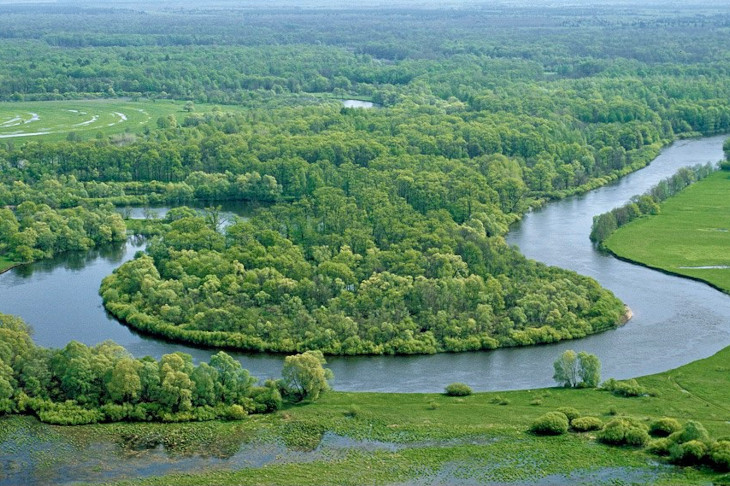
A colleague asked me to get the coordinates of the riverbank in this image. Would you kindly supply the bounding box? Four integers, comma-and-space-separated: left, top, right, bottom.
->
0, 257, 20, 275
3, 344, 729, 485
605, 170, 730, 295
1, 136, 727, 393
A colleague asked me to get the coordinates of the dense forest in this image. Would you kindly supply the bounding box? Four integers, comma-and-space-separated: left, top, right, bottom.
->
2, 4, 730, 358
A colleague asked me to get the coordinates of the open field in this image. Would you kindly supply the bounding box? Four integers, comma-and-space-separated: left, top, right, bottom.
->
605, 170, 730, 293
0, 100, 244, 142
3, 345, 729, 485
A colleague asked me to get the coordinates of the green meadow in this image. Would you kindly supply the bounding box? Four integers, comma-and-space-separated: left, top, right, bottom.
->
605, 170, 730, 293
0, 99, 244, 143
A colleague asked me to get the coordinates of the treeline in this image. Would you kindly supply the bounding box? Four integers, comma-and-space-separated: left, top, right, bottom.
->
2, 5, 730, 103
590, 163, 717, 245
0, 312, 332, 425
101, 206, 624, 355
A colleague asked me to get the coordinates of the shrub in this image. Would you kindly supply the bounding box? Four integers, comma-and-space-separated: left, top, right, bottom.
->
490, 395, 510, 405
649, 417, 682, 437
710, 441, 730, 471
556, 407, 581, 422
344, 404, 361, 418
571, 416, 603, 432
625, 427, 651, 447
647, 438, 673, 456
445, 383, 473, 397
225, 404, 247, 420
250, 383, 283, 414
427, 400, 439, 410
530, 412, 569, 436
675, 420, 710, 444
597, 418, 649, 446
601, 378, 647, 397
670, 440, 708, 465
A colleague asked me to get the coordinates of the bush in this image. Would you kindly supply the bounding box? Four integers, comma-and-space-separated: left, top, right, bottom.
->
674, 420, 710, 444
649, 417, 682, 437
710, 441, 730, 471
490, 395, 510, 405
225, 404, 247, 420
601, 378, 647, 397
625, 427, 651, 447
444, 383, 473, 397
344, 404, 361, 418
647, 438, 673, 456
597, 418, 649, 447
571, 416, 603, 432
556, 407, 581, 423
670, 440, 708, 465
530, 412, 569, 436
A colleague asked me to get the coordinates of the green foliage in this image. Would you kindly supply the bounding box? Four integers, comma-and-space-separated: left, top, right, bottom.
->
597, 418, 649, 447
0, 312, 285, 425
555, 407, 581, 423
444, 383, 473, 397
101, 207, 625, 355
590, 164, 716, 244
673, 420, 710, 444
281, 351, 334, 402
601, 378, 648, 397
650, 417, 682, 437
570, 416, 603, 432
0, 201, 126, 265
553, 351, 601, 388
710, 441, 730, 472
530, 412, 569, 436
647, 438, 673, 456
669, 440, 708, 465
344, 404, 361, 418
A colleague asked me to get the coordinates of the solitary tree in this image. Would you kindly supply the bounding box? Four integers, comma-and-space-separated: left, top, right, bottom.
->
553, 350, 601, 388
281, 350, 333, 402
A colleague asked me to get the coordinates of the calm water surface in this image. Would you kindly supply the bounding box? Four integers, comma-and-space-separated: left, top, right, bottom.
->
0, 136, 727, 392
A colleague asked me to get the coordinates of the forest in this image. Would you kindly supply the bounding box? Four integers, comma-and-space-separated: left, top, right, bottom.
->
0, 1, 728, 423
2, 4, 730, 354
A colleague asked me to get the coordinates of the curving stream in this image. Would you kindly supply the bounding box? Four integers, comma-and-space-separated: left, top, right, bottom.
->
0, 136, 728, 392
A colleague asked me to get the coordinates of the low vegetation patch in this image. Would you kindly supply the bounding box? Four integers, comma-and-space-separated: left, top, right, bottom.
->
530, 412, 570, 436
571, 416, 603, 432
444, 383, 473, 396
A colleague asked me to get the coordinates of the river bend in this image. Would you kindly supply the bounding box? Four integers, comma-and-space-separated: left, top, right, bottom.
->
0, 135, 727, 392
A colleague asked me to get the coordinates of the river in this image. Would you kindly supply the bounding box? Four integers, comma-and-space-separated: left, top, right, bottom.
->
0, 136, 727, 392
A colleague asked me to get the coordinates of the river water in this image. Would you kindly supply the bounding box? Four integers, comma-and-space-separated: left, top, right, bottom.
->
0, 136, 727, 392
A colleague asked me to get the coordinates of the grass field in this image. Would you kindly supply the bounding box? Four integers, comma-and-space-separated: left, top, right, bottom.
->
605, 170, 730, 293
0, 99, 245, 142
2, 345, 729, 485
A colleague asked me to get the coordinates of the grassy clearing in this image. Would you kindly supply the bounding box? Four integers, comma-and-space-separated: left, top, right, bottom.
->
605, 170, 730, 292
0, 255, 19, 273
3, 346, 729, 485
0, 99, 245, 142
